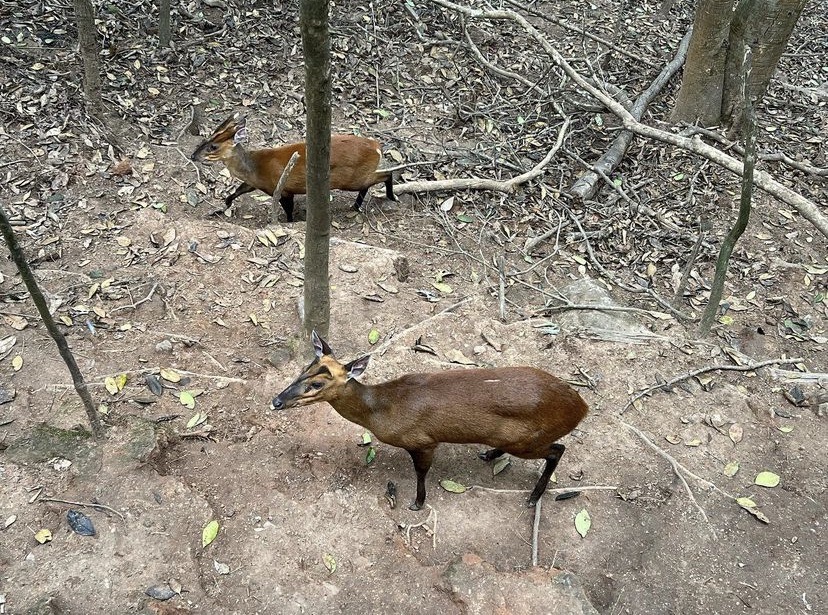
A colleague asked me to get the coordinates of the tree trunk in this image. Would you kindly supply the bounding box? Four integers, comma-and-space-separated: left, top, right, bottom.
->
300, 0, 332, 340
698, 48, 757, 336
671, 0, 807, 131
721, 0, 808, 134
670, 0, 734, 126
159, 0, 171, 47
0, 206, 103, 437
72, 0, 103, 112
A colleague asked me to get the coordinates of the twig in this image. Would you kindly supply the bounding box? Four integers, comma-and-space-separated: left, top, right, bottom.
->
38, 496, 125, 520
685, 127, 828, 176
461, 23, 546, 95
471, 485, 617, 495
270, 151, 300, 224
502, 0, 658, 69
646, 288, 695, 323
369, 296, 474, 356
531, 497, 541, 567
497, 255, 506, 321
522, 212, 564, 255
109, 281, 159, 315
622, 356, 804, 413
615, 417, 737, 539
401, 505, 437, 549
42, 368, 246, 392
543, 302, 665, 319
673, 221, 708, 305
0, 159, 27, 170
564, 206, 695, 322
178, 428, 214, 440
760, 151, 828, 176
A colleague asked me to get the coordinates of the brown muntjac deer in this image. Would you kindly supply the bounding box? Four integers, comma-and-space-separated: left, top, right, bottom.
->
272, 332, 588, 510
191, 114, 396, 222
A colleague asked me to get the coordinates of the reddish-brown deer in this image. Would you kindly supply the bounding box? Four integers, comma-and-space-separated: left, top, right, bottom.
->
191, 114, 395, 221
272, 332, 588, 510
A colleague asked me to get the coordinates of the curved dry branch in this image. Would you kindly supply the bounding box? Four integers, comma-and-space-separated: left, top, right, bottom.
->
428, 0, 828, 240
394, 118, 570, 196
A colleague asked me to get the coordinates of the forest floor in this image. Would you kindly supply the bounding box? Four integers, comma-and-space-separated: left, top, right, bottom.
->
1, 0, 826, 614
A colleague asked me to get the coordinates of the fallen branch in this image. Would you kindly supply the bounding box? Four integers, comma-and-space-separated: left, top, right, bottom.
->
393, 118, 570, 197
681, 126, 828, 176
428, 0, 828, 240
622, 356, 804, 413
570, 30, 693, 200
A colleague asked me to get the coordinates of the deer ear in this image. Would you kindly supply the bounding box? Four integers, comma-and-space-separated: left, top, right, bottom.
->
233, 123, 247, 144
345, 355, 370, 381
311, 330, 333, 358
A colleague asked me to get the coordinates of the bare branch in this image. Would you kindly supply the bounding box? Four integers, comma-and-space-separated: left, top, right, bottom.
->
394, 118, 570, 196
428, 0, 828, 240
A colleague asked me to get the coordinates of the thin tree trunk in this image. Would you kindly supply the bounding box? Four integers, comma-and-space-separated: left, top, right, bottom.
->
698, 49, 756, 336
72, 0, 103, 113
722, 0, 808, 135
300, 0, 332, 340
0, 207, 103, 437
159, 0, 171, 47
670, 0, 734, 125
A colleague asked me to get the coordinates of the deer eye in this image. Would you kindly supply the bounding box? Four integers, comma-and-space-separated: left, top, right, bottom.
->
208, 143, 218, 151
309, 381, 324, 391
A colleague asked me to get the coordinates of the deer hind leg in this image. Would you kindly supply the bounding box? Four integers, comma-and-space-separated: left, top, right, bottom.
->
352, 188, 369, 211
279, 194, 295, 222
407, 446, 436, 511
384, 175, 396, 201
527, 443, 566, 507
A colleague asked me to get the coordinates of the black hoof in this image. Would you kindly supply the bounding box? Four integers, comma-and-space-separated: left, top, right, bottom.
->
408, 502, 423, 511
478, 448, 504, 462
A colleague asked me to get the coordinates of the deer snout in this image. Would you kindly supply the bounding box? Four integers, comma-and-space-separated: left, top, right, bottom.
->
271, 396, 285, 410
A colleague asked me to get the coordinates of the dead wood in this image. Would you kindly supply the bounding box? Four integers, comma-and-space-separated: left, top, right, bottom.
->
570, 30, 693, 200
429, 0, 828, 240
393, 118, 570, 197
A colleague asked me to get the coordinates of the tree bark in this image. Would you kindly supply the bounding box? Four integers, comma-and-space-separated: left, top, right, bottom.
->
722, 0, 808, 134
72, 0, 103, 113
300, 0, 332, 340
159, 0, 171, 47
671, 0, 734, 125
699, 49, 757, 336
0, 206, 103, 437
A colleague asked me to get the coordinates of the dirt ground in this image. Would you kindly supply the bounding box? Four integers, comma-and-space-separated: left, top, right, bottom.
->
1, 0, 827, 613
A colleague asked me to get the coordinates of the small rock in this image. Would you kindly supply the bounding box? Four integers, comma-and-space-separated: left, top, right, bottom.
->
267, 347, 292, 368
155, 340, 173, 352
